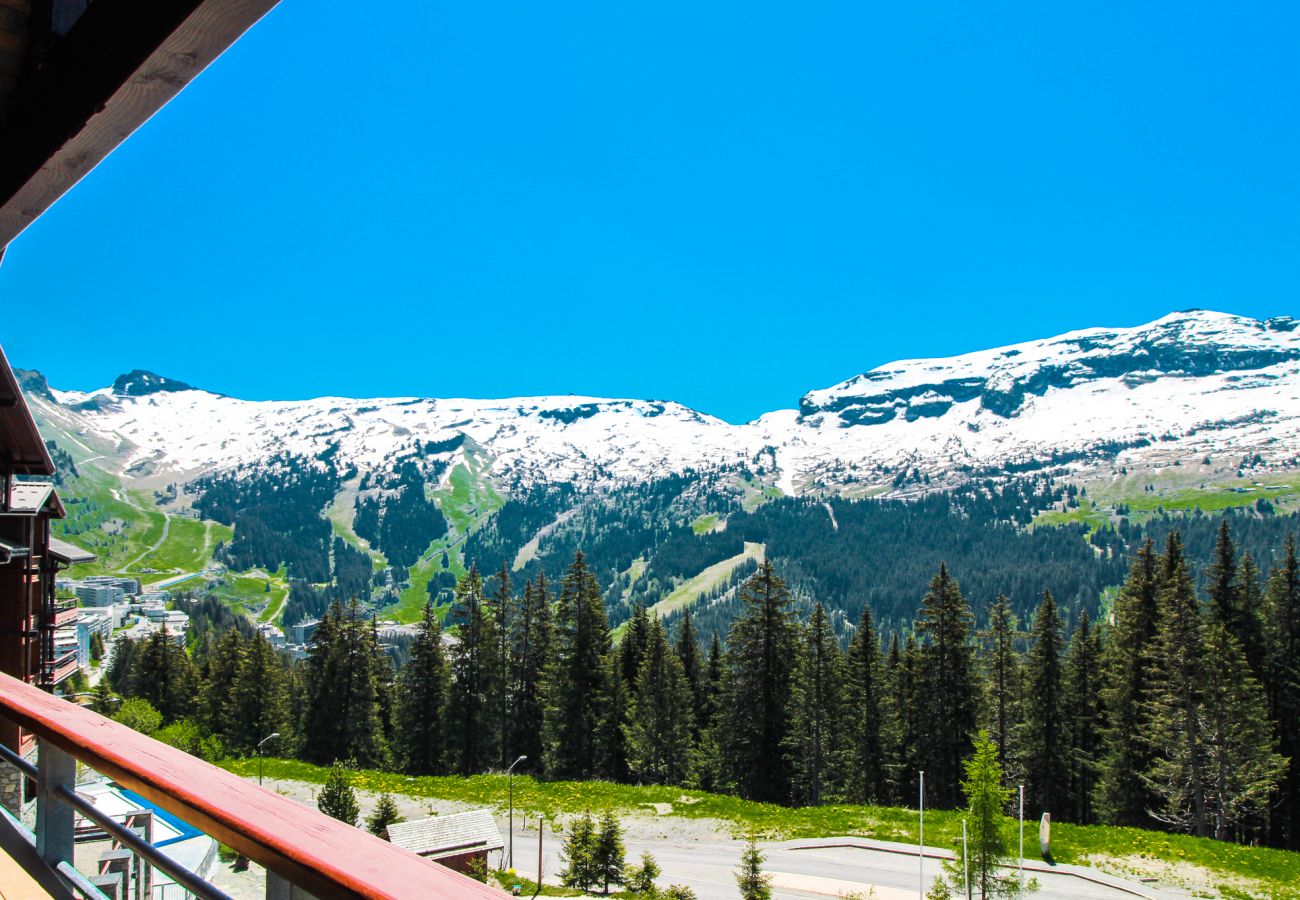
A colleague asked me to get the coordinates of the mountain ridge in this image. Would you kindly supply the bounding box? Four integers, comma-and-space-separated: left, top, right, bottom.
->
23, 309, 1300, 499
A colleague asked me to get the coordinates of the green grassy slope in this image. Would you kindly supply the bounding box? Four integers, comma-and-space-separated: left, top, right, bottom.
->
226, 759, 1300, 899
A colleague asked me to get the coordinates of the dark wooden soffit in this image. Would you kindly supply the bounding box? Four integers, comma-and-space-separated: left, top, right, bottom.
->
0, 342, 53, 476
0, 0, 279, 248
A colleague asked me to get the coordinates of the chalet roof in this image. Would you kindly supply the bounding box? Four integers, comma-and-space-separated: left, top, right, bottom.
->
0, 344, 54, 477
48, 537, 95, 565
6, 481, 63, 518
385, 810, 504, 861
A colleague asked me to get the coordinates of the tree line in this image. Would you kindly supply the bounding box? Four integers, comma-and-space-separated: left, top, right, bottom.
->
104, 520, 1300, 851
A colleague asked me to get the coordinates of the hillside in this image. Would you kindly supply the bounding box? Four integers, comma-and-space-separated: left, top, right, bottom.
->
24, 309, 1300, 628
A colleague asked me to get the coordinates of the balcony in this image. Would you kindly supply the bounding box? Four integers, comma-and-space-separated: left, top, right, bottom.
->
47, 652, 80, 687
0, 672, 503, 898
54, 600, 80, 628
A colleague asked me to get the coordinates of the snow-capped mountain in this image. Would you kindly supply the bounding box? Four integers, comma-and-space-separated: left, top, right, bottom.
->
23, 310, 1300, 498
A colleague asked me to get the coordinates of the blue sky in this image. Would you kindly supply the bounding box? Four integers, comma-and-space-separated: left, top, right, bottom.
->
1, 1, 1296, 423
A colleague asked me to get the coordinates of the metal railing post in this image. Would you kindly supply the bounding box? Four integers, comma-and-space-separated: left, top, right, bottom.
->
266, 870, 319, 900
35, 738, 74, 870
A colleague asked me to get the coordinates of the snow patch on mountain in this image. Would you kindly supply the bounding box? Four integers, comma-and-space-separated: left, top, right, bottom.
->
27, 310, 1300, 496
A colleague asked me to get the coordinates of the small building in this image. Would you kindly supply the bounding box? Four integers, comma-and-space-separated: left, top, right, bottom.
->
75, 582, 125, 607
384, 810, 504, 875
291, 618, 320, 645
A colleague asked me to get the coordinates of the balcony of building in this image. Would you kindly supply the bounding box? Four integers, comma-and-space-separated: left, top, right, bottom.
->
0, 672, 503, 898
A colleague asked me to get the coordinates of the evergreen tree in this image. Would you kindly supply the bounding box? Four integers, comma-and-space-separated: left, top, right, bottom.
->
543, 552, 611, 778
625, 851, 661, 894
1236, 550, 1267, 680
1199, 624, 1286, 841
624, 619, 694, 785
689, 632, 726, 792
594, 810, 626, 894
599, 653, 631, 782
394, 602, 451, 774
300, 601, 388, 767
888, 633, 922, 806
226, 633, 294, 756
980, 593, 1022, 777
719, 560, 799, 803
675, 609, 706, 743
509, 575, 553, 772
1020, 590, 1066, 819
560, 813, 599, 892
1262, 534, 1300, 848
301, 604, 342, 760
784, 604, 846, 805
199, 629, 243, 735
953, 731, 1017, 898
318, 762, 360, 826
844, 604, 887, 804
127, 627, 197, 723
1062, 609, 1102, 824
914, 564, 978, 809
1145, 533, 1210, 836
490, 562, 514, 768
735, 835, 772, 900
1097, 538, 1162, 827
1206, 520, 1240, 635
449, 566, 502, 774
620, 603, 651, 688
366, 793, 404, 837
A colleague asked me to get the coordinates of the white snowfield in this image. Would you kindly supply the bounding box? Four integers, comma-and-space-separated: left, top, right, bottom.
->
32, 310, 1300, 495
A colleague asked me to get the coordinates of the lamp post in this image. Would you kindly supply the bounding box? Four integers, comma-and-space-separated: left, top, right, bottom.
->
1018, 784, 1025, 896
507, 755, 527, 868
257, 733, 280, 786
918, 770, 924, 900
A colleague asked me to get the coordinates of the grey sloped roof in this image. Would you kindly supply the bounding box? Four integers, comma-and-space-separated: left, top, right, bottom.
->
48, 537, 95, 564
385, 810, 503, 860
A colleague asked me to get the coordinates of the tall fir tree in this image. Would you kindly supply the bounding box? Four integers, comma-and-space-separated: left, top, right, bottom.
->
127, 627, 197, 723
1199, 623, 1286, 842
394, 602, 451, 775
675, 609, 706, 743
1205, 520, 1240, 635
542, 552, 611, 778
784, 604, 846, 805
914, 564, 978, 809
449, 566, 502, 775
226, 633, 293, 756
1020, 590, 1066, 819
509, 575, 553, 770
1097, 538, 1162, 827
1263, 533, 1300, 848
620, 603, 651, 687
719, 560, 799, 803
1145, 533, 1210, 836
1236, 550, 1267, 680
624, 619, 694, 785
980, 593, 1022, 778
490, 562, 514, 768
1062, 609, 1102, 824
844, 605, 888, 804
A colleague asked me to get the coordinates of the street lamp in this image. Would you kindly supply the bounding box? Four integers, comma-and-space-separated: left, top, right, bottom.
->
257, 733, 280, 786
506, 755, 527, 868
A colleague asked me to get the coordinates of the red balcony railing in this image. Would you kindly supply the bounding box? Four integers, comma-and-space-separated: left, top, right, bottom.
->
0, 672, 504, 898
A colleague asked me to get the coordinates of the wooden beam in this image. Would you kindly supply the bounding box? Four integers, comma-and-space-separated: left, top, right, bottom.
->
0, 0, 280, 248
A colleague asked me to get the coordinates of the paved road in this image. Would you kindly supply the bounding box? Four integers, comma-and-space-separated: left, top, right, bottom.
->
505, 824, 1169, 900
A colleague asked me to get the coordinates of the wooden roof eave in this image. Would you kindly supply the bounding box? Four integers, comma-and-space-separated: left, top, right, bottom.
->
0, 0, 281, 249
